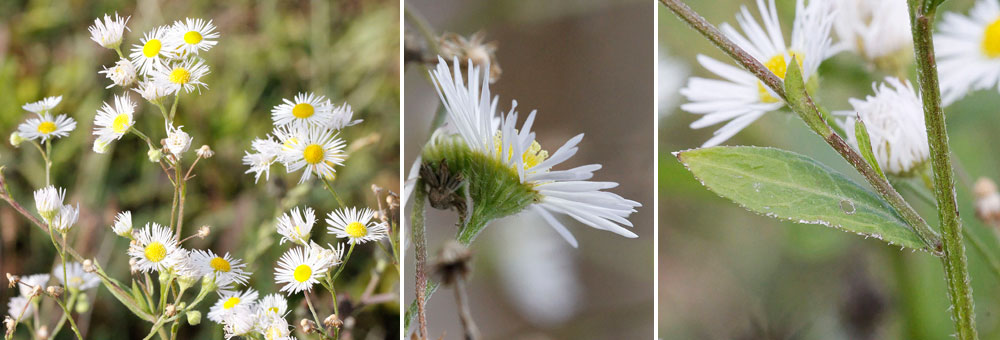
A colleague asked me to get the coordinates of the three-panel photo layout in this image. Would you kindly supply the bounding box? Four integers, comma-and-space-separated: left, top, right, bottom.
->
1, 0, 997, 339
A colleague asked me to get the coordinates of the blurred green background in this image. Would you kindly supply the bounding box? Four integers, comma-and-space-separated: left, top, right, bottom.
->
0, 0, 399, 339
404, 1, 654, 339
659, 0, 1000, 339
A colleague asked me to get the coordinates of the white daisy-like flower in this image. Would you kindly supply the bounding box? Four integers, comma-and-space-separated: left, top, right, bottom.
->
208, 289, 258, 323
832, 0, 911, 63
53, 262, 99, 291
243, 151, 277, 183
34, 186, 66, 222
222, 311, 259, 340
271, 93, 337, 128
22, 96, 62, 114
834, 77, 929, 175
153, 59, 209, 95
279, 125, 346, 184
258, 316, 291, 340
190, 249, 250, 288
93, 137, 112, 154
307, 241, 344, 274
165, 18, 220, 56
7, 296, 32, 318
17, 274, 50, 297
427, 57, 641, 247
50, 204, 80, 233
274, 246, 323, 295
937, 0, 1000, 104
93, 94, 136, 142
327, 103, 362, 130
325, 207, 388, 245
130, 26, 173, 76
112, 211, 133, 237
127, 223, 182, 273
164, 125, 192, 158
679, 0, 836, 147
88, 12, 130, 49
256, 293, 288, 319
275, 207, 316, 245
17, 113, 76, 142
99, 58, 137, 89
134, 79, 169, 103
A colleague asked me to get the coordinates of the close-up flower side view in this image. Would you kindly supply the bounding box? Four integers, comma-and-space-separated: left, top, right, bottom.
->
1, 1, 399, 339
659, 0, 1000, 339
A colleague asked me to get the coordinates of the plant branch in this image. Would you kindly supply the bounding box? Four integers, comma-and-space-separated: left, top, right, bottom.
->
411, 180, 429, 339
907, 1, 977, 338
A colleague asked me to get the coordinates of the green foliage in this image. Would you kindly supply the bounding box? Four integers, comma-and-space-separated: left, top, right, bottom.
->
676, 146, 927, 251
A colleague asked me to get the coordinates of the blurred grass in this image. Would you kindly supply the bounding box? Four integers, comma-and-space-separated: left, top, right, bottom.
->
0, 0, 399, 339
659, 0, 1000, 339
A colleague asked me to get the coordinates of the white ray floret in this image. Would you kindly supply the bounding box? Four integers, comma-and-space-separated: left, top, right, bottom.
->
936, 0, 1000, 104
428, 57, 641, 247
153, 58, 209, 95
7, 296, 32, 318
166, 18, 220, 56
53, 262, 99, 291
34, 186, 66, 221
99, 58, 137, 89
274, 246, 323, 295
16, 274, 50, 297
112, 211, 133, 236
93, 94, 136, 142
88, 12, 130, 49
275, 206, 316, 245
679, 0, 836, 147
279, 125, 346, 184
271, 92, 336, 128
325, 207, 388, 245
190, 249, 250, 288
130, 26, 173, 76
49, 204, 80, 233
22, 96, 62, 114
208, 289, 258, 323
256, 293, 288, 319
831, 0, 911, 62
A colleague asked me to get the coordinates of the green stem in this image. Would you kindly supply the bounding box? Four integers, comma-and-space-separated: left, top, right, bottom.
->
303, 291, 331, 340
45, 140, 52, 186
320, 177, 346, 208
907, 1, 977, 338
51, 293, 84, 340
330, 243, 355, 284
50, 291, 77, 336
168, 94, 180, 123
410, 181, 429, 338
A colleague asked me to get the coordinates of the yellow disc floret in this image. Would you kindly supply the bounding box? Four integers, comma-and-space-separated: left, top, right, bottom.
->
292, 103, 315, 119
184, 31, 203, 45
493, 133, 549, 170
303, 144, 325, 164
143, 39, 161, 58
757, 52, 804, 103
345, 221, 368, 238
983, 18, 1000, 58
223, 297, 240, 309
169, 67, 191, 85
293, 264, 312, 283
209, 257, 231, 272
144, 242, 167, 263
37, 122, 57, 134
112, 114, 131, 134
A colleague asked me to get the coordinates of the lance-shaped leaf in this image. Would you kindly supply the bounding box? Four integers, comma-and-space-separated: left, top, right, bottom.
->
675, 146, 927, 251
853, 118, 887, 180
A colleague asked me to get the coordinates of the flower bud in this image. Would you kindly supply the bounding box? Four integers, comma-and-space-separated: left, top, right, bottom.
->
299, 319, 317, 334
74, 294, 90, 314
975, 177, 1000, 226
164, 304, 177, 317
186, 310, 202, 325
323, 314, 343, 329
36, 325, 49, 340
197, 226, 211, 239
9, 132, 24, 147
4, 316, 16, 337
82, 259, 95, 273
7, 273, 20, 288
30, 285, 43, 297
196, 145, 214, 158
46, 286, 63, 298
147, 148, 163, 162
100, 58, 137, 89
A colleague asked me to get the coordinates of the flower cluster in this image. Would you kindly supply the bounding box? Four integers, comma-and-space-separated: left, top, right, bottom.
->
243, 92, 360, 183
5, 264, 98, 329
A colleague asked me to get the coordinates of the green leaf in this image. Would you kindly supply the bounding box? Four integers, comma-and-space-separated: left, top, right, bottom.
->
853, 119, 887, 180
675, 146, 927, 251
783, 57, 830, 136
131, 280, 152, 315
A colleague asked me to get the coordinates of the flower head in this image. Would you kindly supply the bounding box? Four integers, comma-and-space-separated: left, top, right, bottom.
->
832, 0, 911, 64
127, 223, 182, 273
165, 18, 220, 56
88, 12, 130, 49
190, 249, 250, 288
17, 113, 76, 142
134, 79, 169, 103
279, 125, 346, 184
208, 289, 258, 323
275, 207, 316, 245
153, 59, 209, 95
256, 293, 288, 319
835, 77, 929, 176
7, 296, 32, 318
274, 247, 323, 295
53, 262, 99, 292
936, 0, 1000, 103
22, 96, 62, 114
112, 211, 133, 237
16, 274, 50, 297
326, 207, 387, 245
34, 186, 66, 222
99, 58, 137, 89
679, 0, 836, 147
93, 94, 136, 142
130, 26, 174, 76
165, 125, 193, 158
424, 57, 641, 247
50, 204, 80, 234
271, 93, 337, 129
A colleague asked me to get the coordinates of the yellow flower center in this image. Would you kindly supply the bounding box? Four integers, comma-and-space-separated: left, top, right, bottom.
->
345, 221, 368, 238
223, 297, 240, 309
983, 18, 1000, 58
757, 52, 804, 103
183, 31, 203, 45
303, 144, 325, 164
112, 114, 131, 134
268, 307, 279, 315
144, 242, 167, 263
70, 277, 83, 285
169, 67, 191, 85
37, 122, 57, 134
209, 257, 231, 272
293, 264, 312, 282
143, 39, 161, 58
292, 103, 315, 119
493, 134, 548, 170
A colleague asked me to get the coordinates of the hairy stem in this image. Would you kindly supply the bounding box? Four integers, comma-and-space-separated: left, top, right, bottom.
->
411, 180, 429, 339
907, 1, 977, 337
